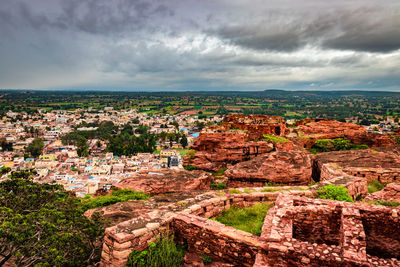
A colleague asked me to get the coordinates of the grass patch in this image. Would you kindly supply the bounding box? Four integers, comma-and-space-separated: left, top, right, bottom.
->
175, 149, 188, 157
261, 187, 309, 193
201, 255, 213, 264
81, 189, 150, 211
263, 134, 290, 143
228, 189, 241, 194
261, 188, 280, 193
211, 183, 227, 190
243, 188, 254, 194
368, 200, 400, 207
183, 165, 196, 171
126, 232, 185, 267
214, 202, 273, 236
187, 150, 196, 159
308, 138, 368, 154
367, 180, 385, 194
212, 166, 227, 177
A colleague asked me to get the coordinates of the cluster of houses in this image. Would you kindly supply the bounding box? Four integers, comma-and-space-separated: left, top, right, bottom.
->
0, 108, 222, 197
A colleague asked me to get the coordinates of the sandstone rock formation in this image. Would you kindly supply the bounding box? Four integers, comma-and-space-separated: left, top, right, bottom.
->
113, 169, 212, 195
184, 128, 274, 171
366, 182, 400, 203
312, 147, 400, 184
225, 149, 312, 186
222, 114, 286, 136
296, 120, 395, 148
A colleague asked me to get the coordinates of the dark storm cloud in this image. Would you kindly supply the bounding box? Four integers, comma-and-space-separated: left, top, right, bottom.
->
1, 0, 175, 35
321, 8, 400, 52
0, 0, 400, 91
211, 6, 400, 53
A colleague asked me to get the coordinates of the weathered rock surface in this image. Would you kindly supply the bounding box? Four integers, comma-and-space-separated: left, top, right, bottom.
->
184, 129, 274, 171
297, 120, 395, 148
225, 149, 312, 186
84, 191, 211, 226
366, 183, 400, 203
313, 147, 400, 169
113, 169, 212, 194
222, 114, 286, 136
312, 147, 400, 183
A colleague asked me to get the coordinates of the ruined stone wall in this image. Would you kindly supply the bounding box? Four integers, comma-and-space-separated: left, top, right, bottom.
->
99, 190, 312, 267
254, 194, 400, 267
342, 167, 400, 184
171, 214, 261, 267
292, 206, 342, 245
222, 115, 287, 136
361, 209, 400, 260
315, 163, 368, 200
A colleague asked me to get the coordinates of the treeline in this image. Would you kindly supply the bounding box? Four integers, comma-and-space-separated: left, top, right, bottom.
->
61, 121, 188, 157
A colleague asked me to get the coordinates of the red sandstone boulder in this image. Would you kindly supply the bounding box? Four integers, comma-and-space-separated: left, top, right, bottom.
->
225, 149, 312, 186
113, 169, 212, 194
184, 129, 274, 171
222, 114, 286, 136
312, 147, 400, 169
366, 183, 400, 203
297, 120, 395, 148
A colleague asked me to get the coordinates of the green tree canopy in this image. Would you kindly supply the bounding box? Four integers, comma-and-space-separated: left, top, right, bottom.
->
25, 137, 44, 158
0, 169, 104, 266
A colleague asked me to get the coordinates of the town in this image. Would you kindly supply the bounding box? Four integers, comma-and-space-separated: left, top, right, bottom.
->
0, 107, 222, 197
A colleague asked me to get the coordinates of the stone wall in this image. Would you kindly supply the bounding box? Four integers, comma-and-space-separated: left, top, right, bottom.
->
99, 189, 312, 266
314, 163, 368, 200
222, 115, 287, 136
342, 167, 400, 184
170, 214, 262, 267
254, 194, 400, 267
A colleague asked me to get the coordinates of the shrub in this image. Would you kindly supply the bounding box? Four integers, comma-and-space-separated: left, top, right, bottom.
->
314, 185, 354, 202
201, 254, 213, 264
212, 166, 227, 177
211, 183, 227, 190
125, 232, 185, 267
367, 180, 385, 194
265, 181, 279, 187
309, 138, 369, 154
81, 189, 150, 211
187, 150, 196, 159
183, 165, 196, 171
214, 202, 272, 236
263, 134, 290, 143
371, 200, 400, 207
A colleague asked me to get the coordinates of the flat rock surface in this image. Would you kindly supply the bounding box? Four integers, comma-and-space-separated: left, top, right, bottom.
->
225, 149, 312, 185
113, 169, 212, 194
313, 147, 400, 168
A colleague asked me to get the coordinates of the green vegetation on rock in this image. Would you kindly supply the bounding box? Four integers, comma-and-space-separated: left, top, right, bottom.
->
125, 232, 185, 267
367, 180, 385, 194
263, 134, 290, 143
81, 189, 150, 211
214, 202, 272, 236
368, 200, 400, 207
183, 165, 196, 171
309, 138, 368, 154
0, 169, 105, 266
315, 184, 354, 202
211, 183, 227, 190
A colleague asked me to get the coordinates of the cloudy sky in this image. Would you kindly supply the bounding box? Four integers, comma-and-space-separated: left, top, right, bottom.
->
1, 0, 400, 91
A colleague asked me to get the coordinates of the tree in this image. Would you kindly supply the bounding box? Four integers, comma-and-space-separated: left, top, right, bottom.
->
0, 169, 104, 266
180, 135, 188, 148
0, 139, 12, 152
25, 138, 44, 158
